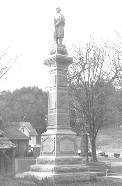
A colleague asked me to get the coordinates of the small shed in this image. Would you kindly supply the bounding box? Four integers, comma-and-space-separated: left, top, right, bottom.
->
4, 126, 29, 157
0, 130, 16, 176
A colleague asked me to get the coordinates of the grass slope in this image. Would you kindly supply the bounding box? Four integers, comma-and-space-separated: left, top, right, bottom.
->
97, 126, 122, 153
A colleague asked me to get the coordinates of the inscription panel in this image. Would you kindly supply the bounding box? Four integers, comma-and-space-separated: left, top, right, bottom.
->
42, 137, 55, 154
50, 74, 56, 87
48, 114, 57, 126
57, 113, 70, 126
57, 70, 67, 87
49, 92, 56, 109
57, 92, 68, 110
60, 138, 75, 153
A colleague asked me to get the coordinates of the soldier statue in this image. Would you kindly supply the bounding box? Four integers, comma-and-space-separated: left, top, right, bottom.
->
54, 7, 65, 45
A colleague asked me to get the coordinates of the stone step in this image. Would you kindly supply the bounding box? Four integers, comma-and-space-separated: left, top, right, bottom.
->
30, 164, 89, 173
16, 171, 98, 183
88, 163, 111, 171
87, 161, 111, 173
36, 155, 83, 165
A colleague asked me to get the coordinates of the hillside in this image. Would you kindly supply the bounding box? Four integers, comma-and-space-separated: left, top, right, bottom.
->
97, 125, 122, 153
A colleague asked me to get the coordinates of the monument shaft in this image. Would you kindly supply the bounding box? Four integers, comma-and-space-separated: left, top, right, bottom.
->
48, 54, 71, 129
40, 53, 77, 156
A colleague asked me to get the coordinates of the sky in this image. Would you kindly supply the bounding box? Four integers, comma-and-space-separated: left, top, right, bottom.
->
0, 0, 122, 92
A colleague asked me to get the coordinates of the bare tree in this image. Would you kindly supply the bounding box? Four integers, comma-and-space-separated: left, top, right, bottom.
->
68, 39, 122, 162
0, 47, 18, 79
0, 47, 18, 117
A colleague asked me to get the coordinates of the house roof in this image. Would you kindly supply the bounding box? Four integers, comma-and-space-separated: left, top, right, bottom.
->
4, 126, 29, 140
0, 130, 15, 149
19, 122, 38, 136
4, 121, 38, 136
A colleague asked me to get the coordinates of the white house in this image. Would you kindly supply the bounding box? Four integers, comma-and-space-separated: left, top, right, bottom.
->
19, 122, 38, 148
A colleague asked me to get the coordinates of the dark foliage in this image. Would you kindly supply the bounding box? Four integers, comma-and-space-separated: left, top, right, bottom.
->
0, 86, 48, 134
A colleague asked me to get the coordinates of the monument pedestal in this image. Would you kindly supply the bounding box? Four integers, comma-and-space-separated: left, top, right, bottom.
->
30, 129, 85, 173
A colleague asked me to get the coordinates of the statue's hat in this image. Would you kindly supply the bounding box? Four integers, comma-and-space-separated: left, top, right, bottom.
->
56, 7, 61, 11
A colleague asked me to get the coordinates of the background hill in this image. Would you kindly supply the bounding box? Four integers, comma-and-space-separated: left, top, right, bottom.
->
97, 125, 122, 153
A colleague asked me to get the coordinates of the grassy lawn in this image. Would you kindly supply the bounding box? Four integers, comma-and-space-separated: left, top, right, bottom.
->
0, 176, 122, 186
0, 176, 36, 186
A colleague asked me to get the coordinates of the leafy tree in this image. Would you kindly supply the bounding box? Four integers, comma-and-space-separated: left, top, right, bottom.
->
0, 87, 48, 134
69, 40, 122, 161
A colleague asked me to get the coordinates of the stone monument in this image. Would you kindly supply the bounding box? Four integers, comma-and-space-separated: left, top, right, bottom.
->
22, 7, 111, 184
28, 7, 92, 183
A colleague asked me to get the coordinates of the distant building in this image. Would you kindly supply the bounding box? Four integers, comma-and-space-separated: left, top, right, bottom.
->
3, 121, 38, 155
0, 129, 15, 175
18, 122, 38, 148
4, 126, 29, 157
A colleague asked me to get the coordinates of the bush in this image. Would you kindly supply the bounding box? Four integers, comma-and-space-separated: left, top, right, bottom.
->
114, 153, 120, 158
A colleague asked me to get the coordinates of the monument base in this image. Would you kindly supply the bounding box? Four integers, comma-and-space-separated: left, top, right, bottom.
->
16, 161, 111, 184
16, 128, 111, 184
20, 171, 97, 184
30, 128, 87, 174
30, 155, 87, 173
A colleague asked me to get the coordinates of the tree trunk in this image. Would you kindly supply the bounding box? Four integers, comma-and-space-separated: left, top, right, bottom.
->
90, 137, 97, 162
85, 134, 89, 162
81, 134, 89, 162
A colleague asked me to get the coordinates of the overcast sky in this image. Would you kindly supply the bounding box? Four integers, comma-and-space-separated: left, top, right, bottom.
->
0, 0, 122, 92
